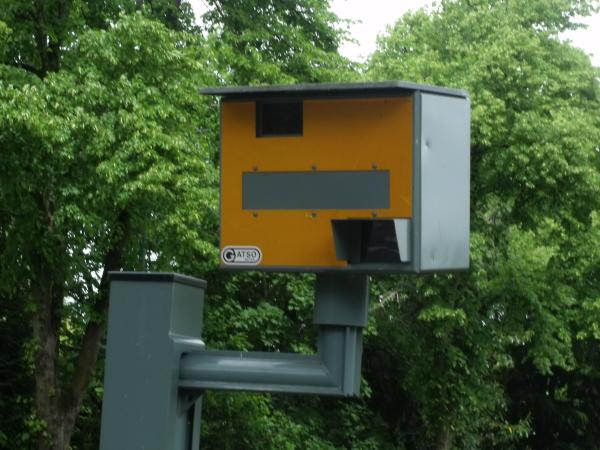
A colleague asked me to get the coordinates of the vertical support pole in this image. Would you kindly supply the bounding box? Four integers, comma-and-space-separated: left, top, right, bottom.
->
99, 272, 206, 450
313, 273, 369, 328
314, 273, 369, 396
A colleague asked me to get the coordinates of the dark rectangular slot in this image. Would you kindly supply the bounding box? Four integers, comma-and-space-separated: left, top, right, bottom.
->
256, 101, 303, 137
359, 220, 401, 263
332, 220, 401, 264
243, 171, 390, 210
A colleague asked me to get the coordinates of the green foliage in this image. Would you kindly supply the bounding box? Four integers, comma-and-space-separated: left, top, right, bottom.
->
368, 0, 600, 447
1, 0, 599, 448
199, 270, 394, 449
201, 392, 393, 450
0, 1, 380, 448
0, 20, 9, 55
0, 291, 35, 449
0, 11, 219, 447
201, 0, 358, 84
0, 12, 218, 285
0, 0, 197, 74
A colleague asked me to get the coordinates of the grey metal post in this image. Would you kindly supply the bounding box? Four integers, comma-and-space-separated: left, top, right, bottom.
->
100, 272, 206, 450
314, 273, 368, 396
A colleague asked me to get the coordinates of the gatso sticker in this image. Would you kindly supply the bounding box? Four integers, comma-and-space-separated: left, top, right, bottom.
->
221, 246, 262, 265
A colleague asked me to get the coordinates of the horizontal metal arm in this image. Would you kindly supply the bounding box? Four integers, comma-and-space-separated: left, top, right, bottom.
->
180, 351, 336, 395
179, 325, 362, 396
179, 273, 368, 397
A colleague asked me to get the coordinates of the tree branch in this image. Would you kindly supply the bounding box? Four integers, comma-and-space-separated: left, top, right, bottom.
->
33, 0, 48, 77
7, 60, 45, 79
47, 0, 72, 73
61, 211, 131, 436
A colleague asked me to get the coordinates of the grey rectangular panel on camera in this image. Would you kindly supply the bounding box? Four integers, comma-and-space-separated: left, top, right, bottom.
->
243, 170, 390, 210
419, 93, 470, 271
331, 220, 362, 261
393, 219, 411, 262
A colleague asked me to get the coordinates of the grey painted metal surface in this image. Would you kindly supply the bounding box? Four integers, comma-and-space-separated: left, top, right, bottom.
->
331, 220, 363, 263
100, 272, 370, 448
411, 92, 423, 272
180, 274, 368, 397
242, 171, 390, 210
419, 93, 470, 271
201, 80, 468, 99
180, 325, 362, 396
393, 219, 411, 262
106, 271, 207, 288
180, 352, 336, 393
99, 272, 205, 450
313, 273, 368, 327
319, 326, 362, 395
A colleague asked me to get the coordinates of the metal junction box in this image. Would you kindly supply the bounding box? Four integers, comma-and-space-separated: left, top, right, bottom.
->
202, 81, 470, 273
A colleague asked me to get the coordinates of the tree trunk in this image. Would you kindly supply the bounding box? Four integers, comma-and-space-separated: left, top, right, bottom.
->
32, 0, 71, 77
32, 212, 130, 449
436, 428, 453, 450
32, 257, 64, 450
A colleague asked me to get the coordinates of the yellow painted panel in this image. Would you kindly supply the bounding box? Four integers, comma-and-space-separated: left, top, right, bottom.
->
220, 96, 413, 268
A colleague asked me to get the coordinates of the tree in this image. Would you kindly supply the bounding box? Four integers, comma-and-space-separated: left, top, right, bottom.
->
0, 11, 218, 448
367, 0, 600, 448
189, 3, 390, 449
5, 0, 597, 448
201, 0, 358, 84
1, 1, 367, 448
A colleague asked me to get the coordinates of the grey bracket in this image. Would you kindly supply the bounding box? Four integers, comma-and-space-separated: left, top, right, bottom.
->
99, 272, 206, 450
313, 273, 369, 327
100, 272, 369, 450
179, 273, 369, 397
